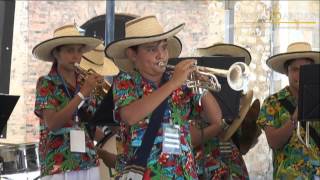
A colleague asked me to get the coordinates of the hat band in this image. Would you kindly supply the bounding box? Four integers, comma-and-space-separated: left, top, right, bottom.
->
82, 56, 103, 66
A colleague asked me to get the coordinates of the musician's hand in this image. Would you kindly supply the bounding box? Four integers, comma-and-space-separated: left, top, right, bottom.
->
171, 59, 197, 87
80, 73, 104, 97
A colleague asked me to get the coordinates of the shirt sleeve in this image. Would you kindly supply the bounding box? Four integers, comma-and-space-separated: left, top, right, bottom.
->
34, 76, 57, 119
112, 72, 138, 123
257, 96, 279, 129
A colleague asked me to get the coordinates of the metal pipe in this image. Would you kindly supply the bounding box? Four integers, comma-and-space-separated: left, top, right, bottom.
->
224, 0, 236, 43
105, 0, 115, 45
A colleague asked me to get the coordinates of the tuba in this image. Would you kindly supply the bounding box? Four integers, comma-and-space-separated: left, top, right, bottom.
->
158, 61, 250, 93
74, 63, 111, 96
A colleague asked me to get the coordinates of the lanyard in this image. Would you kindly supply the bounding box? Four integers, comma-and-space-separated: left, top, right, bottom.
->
57, 71, 81, 125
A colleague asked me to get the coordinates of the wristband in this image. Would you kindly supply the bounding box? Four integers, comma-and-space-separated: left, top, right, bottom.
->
77, 92, 85, 101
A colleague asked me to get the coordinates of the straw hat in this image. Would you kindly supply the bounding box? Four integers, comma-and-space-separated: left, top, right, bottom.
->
197, 43, 252, 65
105, 15, 185, 73
80, 44, 119, 76
237, 99, 261, 155
267, 42, 320, 74
33, 25, 102, 61
220, 90, 253, 142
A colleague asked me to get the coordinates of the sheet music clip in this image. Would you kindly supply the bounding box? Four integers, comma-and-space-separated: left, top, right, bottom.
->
0, 94, 19, 138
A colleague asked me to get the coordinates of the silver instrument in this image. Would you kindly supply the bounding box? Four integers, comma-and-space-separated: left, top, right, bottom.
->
158, 61, 250, 93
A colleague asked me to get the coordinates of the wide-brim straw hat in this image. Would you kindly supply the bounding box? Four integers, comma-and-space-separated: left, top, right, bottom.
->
80, 44, 119, 76
237, 98, 261, 155
33, 25, 102, 61
220, 90, 253, 142
267, 42, 320, 74
196, 43, 252, 65
105, 15, 185, 73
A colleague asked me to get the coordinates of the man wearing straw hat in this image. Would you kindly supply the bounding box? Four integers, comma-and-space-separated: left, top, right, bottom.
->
105, 15, 224, 179
191, 43, 255, 179
33, 24, 104, 180
257, 42, 320, 179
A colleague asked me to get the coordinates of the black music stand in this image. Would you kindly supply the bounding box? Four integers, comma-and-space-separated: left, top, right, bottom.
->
0, 94, 19, 138
169, 56, 244, 121
298, 64, 320, 121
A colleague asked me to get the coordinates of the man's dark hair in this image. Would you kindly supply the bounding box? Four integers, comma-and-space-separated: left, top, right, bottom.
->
51, 45, 64, 62
128, 45, 139, 52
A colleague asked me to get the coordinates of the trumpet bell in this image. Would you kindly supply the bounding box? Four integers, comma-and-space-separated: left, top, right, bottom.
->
100, 80, 111, 94
227, 62, 249, 91
74, 63, 111, 96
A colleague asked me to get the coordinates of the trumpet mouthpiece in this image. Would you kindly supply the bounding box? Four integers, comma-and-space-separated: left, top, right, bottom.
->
158, 61, 167, 67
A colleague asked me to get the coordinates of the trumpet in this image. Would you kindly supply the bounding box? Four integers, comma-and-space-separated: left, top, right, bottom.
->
158, 61, 249, 92
74, 63, 111, 96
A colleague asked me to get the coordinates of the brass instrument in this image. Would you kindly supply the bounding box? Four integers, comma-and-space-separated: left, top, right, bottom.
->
158, 61, 249, 92
74, 63, 111, 96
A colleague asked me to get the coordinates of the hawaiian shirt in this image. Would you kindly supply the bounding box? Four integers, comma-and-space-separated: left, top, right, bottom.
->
113, 70, 202, 179
257, 86, 320, 179
192, 121, 249, 180
34, 63, 100, 177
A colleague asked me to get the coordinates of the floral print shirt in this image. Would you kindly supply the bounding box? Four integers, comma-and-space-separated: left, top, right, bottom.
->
193, 133, 249, 180
113, 71, 202, 179
257, 86, 320, 179
34, 64, 100, 177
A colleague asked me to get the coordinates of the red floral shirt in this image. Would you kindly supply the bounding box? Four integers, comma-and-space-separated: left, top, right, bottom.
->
34, 64, 99, 177
113, 71, 202, 179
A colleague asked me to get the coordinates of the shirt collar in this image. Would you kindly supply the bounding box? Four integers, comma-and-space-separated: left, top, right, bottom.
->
277, 86, 292, 100
131, 70, 170, 88
47, 63, 80, 87
277, 86, 297, 106
47, 63, 63, 86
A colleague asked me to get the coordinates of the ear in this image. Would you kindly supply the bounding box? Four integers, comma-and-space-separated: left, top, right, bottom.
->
126, 48, 137, 63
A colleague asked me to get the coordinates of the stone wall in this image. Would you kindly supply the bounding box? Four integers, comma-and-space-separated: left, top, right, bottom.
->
3, 1, 319, 179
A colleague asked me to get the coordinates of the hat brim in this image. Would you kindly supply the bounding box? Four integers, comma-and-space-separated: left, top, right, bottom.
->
219, 90, 253, 142
105, 24, 184, 73
33, 36, 102, 62
197, 44, 252, 65
80, 56, 120, 76
267, 51, 320, 74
